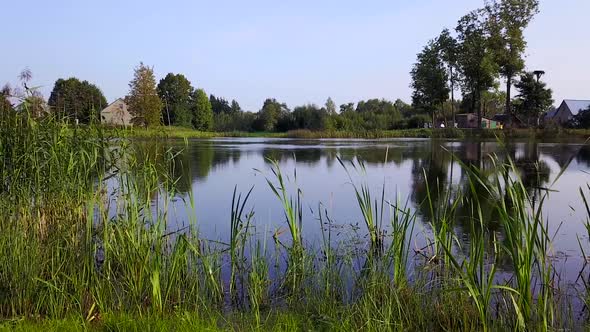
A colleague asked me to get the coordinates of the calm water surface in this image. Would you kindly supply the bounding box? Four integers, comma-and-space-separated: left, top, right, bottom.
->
127, 138, 590, 284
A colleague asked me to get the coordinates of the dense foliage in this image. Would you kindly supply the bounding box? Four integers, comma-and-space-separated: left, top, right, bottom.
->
410, 0, 551, 128
48, 77, 107, 123
126, 62, 163, 127
192, 88, 213, 131
512, 71, 553, 125
157, 73, 194, 127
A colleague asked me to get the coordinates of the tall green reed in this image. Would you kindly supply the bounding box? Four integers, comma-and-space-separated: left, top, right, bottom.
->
337, 157, 385, 252
259, 159, 306, 294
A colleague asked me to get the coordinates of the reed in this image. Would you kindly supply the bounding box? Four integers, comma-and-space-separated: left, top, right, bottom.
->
338, 157, 385, 252
2, 108, 590, 330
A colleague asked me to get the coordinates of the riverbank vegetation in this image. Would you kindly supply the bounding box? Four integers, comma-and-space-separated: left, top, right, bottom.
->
3, 96, 590, 331
103, 125, 590, 141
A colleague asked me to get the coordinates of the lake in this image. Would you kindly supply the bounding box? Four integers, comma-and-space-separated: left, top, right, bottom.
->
121, 138, 590, 286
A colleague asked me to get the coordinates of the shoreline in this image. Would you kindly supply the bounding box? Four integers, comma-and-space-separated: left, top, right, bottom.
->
100, 126, 590, 141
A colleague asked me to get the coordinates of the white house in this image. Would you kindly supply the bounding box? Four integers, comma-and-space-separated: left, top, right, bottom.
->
100, 98, 133, 126
545, 99, 590, 125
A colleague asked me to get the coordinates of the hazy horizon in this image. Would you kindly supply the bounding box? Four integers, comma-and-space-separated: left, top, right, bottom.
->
2, 0, 588, 111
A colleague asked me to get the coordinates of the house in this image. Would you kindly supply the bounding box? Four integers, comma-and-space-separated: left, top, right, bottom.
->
545, 99, 590, 126
481, 117, 499, 129
456, 113, 499, 129
100, 98, 133, 126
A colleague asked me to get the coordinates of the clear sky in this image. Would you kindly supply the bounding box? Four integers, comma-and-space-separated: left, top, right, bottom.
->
2, 0, 588, 111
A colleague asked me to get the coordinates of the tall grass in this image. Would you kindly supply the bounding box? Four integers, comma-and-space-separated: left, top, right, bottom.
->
2, 107, 590, 330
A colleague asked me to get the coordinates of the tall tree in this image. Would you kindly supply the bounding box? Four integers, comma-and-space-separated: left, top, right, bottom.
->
48, 77, 107, 123
230, 99, 241, 113
325, 97, 336, 115
192, 88, 213, 131
292, 104, 329, 130
410, 41, 450, 125
486, 0, 539, 116
126, 62, 163, 127
210, 95, 232, 114
157, 73, 194, 127
513, 71, 553, 126
437, 29, 459, 125
258, 98, 288, 132
456, 9, 499, 126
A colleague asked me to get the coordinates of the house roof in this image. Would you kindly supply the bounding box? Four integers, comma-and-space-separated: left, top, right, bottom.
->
563, 99, 590, 116
101, 98, 126, 114
545, 108, 558, 118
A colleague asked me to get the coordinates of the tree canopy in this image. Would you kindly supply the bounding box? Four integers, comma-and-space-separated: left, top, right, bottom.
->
157, 73, 194, 127
48, 77, 107, 123
411, 41, 450, 122
513, 71, 553, 125
210, 95, 232, 114
126, 62, 163, 127
456, 9, 499, 124
486, 0, 539, 115
192, 89, 213, 131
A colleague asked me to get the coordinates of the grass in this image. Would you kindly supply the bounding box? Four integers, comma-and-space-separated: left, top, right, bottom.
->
3, 105, 590, 330
93, 125, 590, 141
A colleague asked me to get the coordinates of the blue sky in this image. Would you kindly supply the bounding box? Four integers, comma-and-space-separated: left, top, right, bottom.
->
2, 0, 589, 111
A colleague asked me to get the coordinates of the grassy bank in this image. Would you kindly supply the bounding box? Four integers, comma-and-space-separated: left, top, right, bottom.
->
2, 112, 590, 330
101, 125, 590, 141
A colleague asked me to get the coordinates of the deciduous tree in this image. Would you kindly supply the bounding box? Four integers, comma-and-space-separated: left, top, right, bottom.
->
157, 73, 194, 127
257, 98, 288, 132
325, 97, 336, 115
192, 88, 213, 130
486, 0, 539, 116
437, 29, 460, 124
411, 41, 450, 124
513, 71, 553, 126
48, 77, 107, 123
126, 62, 163, 127
456, 9, 499, 126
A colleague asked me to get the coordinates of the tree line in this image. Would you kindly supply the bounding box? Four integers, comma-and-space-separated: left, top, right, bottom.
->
411, 0, 554, 127
0, 65, 432, 131
1, 0, 579, 131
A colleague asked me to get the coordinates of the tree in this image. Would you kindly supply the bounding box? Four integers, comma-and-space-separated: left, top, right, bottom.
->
325, 97, 336, 115
339, 103, 355, 113
257, 98, 288, 132
48, 78, 107, 123
410, 41, 450, 125
456, 9, 499, 126
437, 29, 460, 125
126, 62, 163, 127
210, 95, 232, 114
292, 104, 329, 130
513, 71, 553, 126
481, 85, 506, 118
570, 106, 590, 128
191, 88, 213, 130
230, 99, 241, 113
157, 73, 194, 127
486, 0, 539, 117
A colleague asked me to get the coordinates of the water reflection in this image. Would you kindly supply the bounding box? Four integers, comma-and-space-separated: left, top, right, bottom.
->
132, 139, 586, 204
